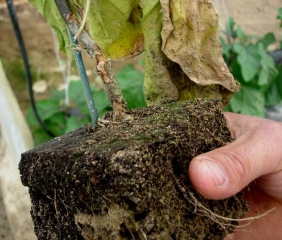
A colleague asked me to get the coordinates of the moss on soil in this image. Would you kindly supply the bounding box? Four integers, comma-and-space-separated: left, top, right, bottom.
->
19, 99, 248, 240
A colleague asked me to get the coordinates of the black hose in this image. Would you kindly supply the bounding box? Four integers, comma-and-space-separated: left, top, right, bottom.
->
5, 0, 56, 137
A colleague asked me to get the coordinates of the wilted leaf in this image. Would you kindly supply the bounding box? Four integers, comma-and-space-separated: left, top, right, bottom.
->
71, 0, 144, 59
29, 0, 72, 59
160, 0, 240, 93
140, 0, 179, 104
30, 0, 240, 107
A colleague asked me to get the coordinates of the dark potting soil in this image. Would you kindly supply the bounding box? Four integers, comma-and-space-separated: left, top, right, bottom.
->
19, 99, 248, 240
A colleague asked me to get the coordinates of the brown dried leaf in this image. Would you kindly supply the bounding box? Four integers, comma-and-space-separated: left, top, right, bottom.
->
160, 0, 240, 93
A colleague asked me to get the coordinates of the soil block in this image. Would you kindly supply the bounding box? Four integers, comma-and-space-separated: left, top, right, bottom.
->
19, 99, 248, 240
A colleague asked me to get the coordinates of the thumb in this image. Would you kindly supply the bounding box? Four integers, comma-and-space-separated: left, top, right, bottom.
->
188, 120, 282, 200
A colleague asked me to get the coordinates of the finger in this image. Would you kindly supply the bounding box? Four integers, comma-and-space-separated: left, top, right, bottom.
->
223, 112, 265, 138
189, 118, 282, 200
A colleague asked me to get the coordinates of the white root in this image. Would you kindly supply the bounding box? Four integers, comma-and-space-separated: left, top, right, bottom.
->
173, 175, 275, 232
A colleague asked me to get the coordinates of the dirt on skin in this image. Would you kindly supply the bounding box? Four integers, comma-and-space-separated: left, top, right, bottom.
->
19, 99, 248, 240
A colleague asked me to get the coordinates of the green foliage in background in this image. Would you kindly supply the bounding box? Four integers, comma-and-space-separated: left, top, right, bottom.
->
27, 64, 146, 146
222, 10, 282, 117
278, 8, 282, 28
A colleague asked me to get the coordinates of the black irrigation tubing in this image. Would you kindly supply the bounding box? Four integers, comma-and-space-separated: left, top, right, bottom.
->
6, 0, 56, 138
67, 29, 98, 128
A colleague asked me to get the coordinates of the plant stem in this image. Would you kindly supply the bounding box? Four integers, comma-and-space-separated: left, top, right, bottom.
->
54, 0, 128, 120
68, 29, 98, 128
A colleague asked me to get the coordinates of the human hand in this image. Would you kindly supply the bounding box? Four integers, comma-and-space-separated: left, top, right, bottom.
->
189, 112, 282, 240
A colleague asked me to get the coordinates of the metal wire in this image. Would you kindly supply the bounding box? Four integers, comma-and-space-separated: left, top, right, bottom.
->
67, 29, 98, 128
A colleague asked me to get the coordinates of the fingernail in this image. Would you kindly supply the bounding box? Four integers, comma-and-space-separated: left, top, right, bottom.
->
201, 159, 227, 186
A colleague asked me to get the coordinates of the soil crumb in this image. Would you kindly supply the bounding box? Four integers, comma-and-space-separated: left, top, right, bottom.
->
19, 99, 248, 240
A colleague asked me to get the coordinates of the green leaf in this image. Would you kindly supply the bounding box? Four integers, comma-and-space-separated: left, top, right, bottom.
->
91, 89, 111, 116
278, 8, 282, 18
265, 67, 282, 106
36, 100, 62, 120
236, 26, 247, 41
76, 0, 143, 59
229, 86, 265, 117
225, 17, 236, 39
32, 128, 53, 146
277, 8, 282, 27
68, 81, 86, 105
64, 116, 88, 133
69, 80, 111, 118
47, 112, 66, 125
31, 113, 66, 145
50, 89, 65, 102
234, 43, 260, 82
258, 68, 269, 87
220, 37, 232, 57
26, 107, 37, 127
139, 54, 145, 66
26, 100, 62, 127
28, 0, 72, 59
229, 59, 243, 81
257, 43, 278, 87
259, 33, 276, 49
45, 112, 66, 136
223, 104, 232, 112
116, 64, 147, 109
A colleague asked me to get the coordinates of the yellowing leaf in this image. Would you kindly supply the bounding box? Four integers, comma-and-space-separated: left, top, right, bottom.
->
140, 0, 239, 106
84, 0, 144, 59
29, 0, 240, 107
140, 0, 178, 104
